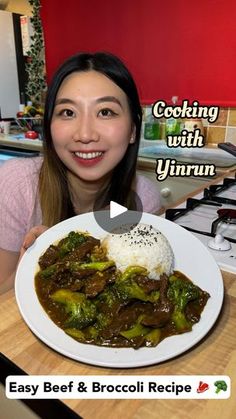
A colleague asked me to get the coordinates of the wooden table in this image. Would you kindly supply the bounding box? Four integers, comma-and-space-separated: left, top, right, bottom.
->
0, 270, 235, 419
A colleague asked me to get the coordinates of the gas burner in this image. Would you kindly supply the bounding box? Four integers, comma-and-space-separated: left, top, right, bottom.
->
165, 178, 236, 244
211, 208, 236, 236
165, 174, 236, 272
217, 208, 236, 222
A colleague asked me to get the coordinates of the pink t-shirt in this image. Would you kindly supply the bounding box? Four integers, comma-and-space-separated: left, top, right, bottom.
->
0, 157, 161, 252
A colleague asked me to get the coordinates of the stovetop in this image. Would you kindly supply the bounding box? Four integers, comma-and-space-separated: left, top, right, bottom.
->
165, 174, 236, 273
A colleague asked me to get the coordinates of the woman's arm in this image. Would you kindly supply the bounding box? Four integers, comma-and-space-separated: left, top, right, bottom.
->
0, 225, 48, 295
0, 248, 19, 294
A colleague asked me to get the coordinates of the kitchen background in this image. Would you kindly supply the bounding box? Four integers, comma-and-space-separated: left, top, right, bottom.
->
1, 0, 236, 144
0, 5, 236, 418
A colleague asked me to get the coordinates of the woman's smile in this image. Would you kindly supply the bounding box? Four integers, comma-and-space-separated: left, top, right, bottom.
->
74, 151, 104, 160
73, 150, 104, 166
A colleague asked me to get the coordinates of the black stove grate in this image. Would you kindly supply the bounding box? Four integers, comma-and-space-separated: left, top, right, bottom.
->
203, 188, 236, 205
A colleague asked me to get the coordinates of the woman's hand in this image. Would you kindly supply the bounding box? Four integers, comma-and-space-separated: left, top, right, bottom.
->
20, 225, 49, 258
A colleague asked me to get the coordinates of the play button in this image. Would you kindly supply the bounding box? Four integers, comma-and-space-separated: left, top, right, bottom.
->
110, 201, 127, 218
93, 190, 143, 234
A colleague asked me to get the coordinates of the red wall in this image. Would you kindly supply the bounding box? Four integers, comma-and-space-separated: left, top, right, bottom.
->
40, 0, 236, 106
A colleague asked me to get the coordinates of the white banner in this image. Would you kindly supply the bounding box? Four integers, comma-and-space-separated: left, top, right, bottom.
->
5, 375, 230, 399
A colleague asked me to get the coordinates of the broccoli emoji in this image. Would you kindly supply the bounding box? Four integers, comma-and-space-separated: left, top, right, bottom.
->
214, 380, 227, 394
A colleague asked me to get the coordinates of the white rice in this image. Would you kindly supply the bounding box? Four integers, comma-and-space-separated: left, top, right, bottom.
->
102, 223, 174, 280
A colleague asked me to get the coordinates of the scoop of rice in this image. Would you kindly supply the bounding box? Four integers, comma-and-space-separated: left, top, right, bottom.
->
102, 223, 174, 280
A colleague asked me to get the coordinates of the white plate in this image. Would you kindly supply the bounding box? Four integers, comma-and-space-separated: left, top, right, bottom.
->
15, 212, 224, 368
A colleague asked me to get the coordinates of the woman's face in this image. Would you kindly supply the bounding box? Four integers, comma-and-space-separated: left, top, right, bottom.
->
51, 70, 135, 183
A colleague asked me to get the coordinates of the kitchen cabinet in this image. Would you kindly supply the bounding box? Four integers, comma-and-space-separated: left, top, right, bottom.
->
40, 1, 236, 106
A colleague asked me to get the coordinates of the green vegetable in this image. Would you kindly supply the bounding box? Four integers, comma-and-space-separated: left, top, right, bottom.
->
144, 329, 161, 346
66, 325, 99, 341
65, 328, 85, 341
214, 380, 227, 394
51, 289, 97, 329
40, 264, 57, 279
119, 317, 161, 347
120, 323, 150, 339
86, 326, 99, 339
95, 312, 112, 329
167, 274, 200, 332
114, 266, 159, 303
119, 266, 148, 282
40, 260, 114, 280
75, 261, 115, 271
96, 287, 118, 309
116, 278, 160, 303
58, 231, 87, 258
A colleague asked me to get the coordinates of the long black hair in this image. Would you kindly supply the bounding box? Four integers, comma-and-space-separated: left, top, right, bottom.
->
40, 51, 142, 224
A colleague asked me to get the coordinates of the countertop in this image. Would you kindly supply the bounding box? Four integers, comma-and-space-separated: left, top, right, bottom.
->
0, 269, 235, 419
0, 133, 43, 152
138, 139, 236, 169
1, 134, 236, 173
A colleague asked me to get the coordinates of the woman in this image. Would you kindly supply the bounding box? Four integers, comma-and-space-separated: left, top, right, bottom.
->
0, 51, 162, 293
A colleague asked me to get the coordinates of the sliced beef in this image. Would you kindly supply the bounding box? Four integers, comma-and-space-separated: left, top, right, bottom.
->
83, 268, 117, 298
134, 275, 162, 293
141, 300, 173, 327
63, 237, 100, 262
84, 274, 107, 298
38, 245, 59, 269
101, 302, 146, 339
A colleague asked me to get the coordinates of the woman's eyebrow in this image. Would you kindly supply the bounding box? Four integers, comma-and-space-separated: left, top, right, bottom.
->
54, 98, 76, 106
96, 96, 123, 108
54, 96, 123, 107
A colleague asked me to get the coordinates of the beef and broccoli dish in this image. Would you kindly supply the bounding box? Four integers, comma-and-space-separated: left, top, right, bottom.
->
35, 230, 210, 349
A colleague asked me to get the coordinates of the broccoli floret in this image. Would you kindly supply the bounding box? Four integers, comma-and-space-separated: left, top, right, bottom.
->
40, 264, 58, 279
116, 279, 160, 303
167, 275, 200, 332
64, 328, 85, 341
65, 326, 99, 342
214, 380, 227, 394
144, 329, 161, 347
51, 289, 97, 329
58, 231, 87, 258
95, 312, 111, 330
114, 266, 160, 303
120, 323, 150, 339
93, 288, 120, 331
119, 266, 148, 282
119, 317, 161, 347
96, 287, 118, 309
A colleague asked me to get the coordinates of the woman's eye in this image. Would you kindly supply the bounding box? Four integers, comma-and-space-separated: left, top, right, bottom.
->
99, 108, 117, 117
58, 108, 75, 118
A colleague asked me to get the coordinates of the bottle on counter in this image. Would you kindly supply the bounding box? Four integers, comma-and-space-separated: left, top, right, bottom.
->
0, 106, 11, 135
144, 107, 160, 140
165, 96, 182, 137
17, 104, 25, 118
